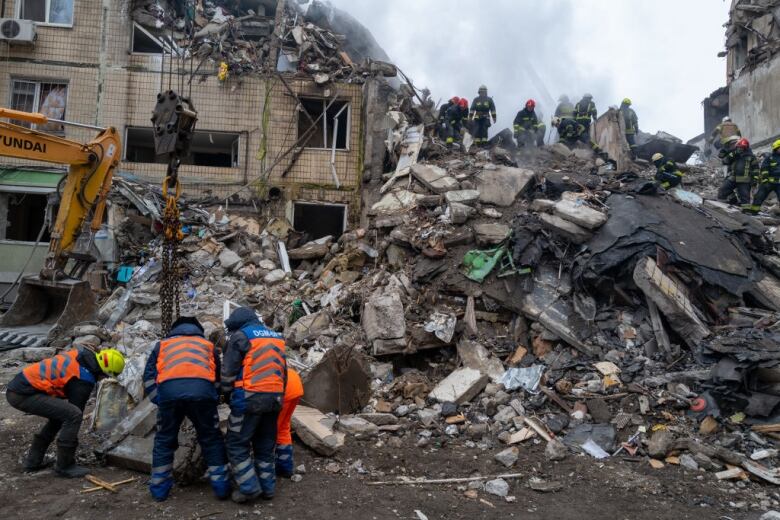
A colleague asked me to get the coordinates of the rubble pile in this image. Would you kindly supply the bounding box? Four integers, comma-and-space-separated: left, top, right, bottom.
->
131, 0, 397, 84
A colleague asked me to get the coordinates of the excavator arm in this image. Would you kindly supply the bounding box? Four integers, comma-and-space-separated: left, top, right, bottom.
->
0, 107, 121, 346
0, 108, 121, 276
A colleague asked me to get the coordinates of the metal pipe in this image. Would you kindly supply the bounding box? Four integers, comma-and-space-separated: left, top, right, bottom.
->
329, 103, 348, 189
48, 119, 107, 131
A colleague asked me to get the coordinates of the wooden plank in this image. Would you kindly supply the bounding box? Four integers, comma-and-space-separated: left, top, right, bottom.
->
85, 475, 118, 493
646, 297, 673, 362
81, 477, 138, 494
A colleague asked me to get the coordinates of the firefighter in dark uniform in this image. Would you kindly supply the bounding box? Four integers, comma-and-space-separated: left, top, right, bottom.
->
469, 85, 496, 146
620, 98, 639, 159
437, 96, 459, 138
555, 95, 575, 118
446, 98, 469, 145
574, 93, 598, 133
513, 99, 546, 147
750, 139, 780, 213
651, 153, 683, 189
718, 137, 759, 209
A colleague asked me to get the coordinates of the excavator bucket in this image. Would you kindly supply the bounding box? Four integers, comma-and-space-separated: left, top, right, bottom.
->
0, 277, 96, 348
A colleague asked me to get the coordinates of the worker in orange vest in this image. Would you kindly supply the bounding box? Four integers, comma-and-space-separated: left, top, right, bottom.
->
222, 307, 288, 503
142, 316, 230, 501
6, 346, 125, 477
276, 368, 304, 477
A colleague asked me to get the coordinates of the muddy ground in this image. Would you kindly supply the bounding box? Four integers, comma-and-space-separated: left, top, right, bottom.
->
0, 374, 775, 520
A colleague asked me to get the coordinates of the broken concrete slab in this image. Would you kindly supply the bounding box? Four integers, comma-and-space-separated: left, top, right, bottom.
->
301, 347, 371, 414
286, 311, 331, 347
457, 338, 506, 383
494, 447, 519, 467
362, 290, 407, 355
291, 406, 345, 456
336, 416, 379, 436
358, 413, 399, 426
474, 223, 511, 246
553, 198, 608, 230
530, 199, 556, 213
444, 189, 481, 205
548, 142, 574, 159
411, 164, 459, 194
633, 257, 710, 347
428, 367, 489, 404
218, 248, 242, 269
475, 166, 535, 207
538, 213, 593, 244
448, 202, 476, 224
288, 238, 332, 260
371, 190, 424, 214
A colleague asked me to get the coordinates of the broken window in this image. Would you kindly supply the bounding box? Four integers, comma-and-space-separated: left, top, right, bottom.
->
297, 98, 350, 150
9, 80, 67, 134
131, 23, 164, 54
125, 127, 241, 167
293, 202, 346, 241
0, 192, 50, 242
18, 0, 73, 25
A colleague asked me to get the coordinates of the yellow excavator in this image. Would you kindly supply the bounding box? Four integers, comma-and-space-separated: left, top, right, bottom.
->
0, 107, 121, 347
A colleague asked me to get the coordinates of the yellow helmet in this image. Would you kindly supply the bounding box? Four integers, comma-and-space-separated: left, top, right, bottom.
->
622, 98, 631, 106
773, 139, 780, 152
95, 348, 125, 377
652, 152, 664, 162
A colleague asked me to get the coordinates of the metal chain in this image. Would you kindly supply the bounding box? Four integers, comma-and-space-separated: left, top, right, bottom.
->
160, 159, 182, 335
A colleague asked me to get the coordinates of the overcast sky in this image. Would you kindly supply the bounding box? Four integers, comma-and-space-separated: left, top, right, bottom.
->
326, 0, 731, 142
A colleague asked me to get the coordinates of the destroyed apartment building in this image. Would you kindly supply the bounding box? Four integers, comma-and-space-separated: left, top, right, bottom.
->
702, 0, 780, 155
0, 0, 399, 292
4, 2, 780, 516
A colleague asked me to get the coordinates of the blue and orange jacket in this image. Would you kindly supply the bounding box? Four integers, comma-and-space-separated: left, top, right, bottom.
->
143, 321, 220, 404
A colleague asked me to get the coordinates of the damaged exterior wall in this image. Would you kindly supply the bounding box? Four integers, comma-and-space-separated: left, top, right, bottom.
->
0, 0, 370, 225
725, 0, 780, 151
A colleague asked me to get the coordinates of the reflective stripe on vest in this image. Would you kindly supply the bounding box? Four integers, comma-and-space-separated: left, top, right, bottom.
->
238, 326, 286, 394
23, 349, 81, 397
157, 336, 216, 384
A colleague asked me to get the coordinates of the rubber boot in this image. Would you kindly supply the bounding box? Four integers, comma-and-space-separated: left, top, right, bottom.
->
23, 435, 53, 471
231, 488, 262, 504
55, 445, 89, 478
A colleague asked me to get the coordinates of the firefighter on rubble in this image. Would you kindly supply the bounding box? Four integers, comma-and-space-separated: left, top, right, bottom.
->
749, 139, 780, 213
652, 153, 684, 190
6, 346, 125, 477
718, 137, 759, 209
513, 99, 546, 147
222, 306, 288, 503
143, 316, 230, 501
469, 85, 497, 146
446, 98, 469, 146
437, 96, 459, 138
574, 93, 598, 133
620, 98, 639, 159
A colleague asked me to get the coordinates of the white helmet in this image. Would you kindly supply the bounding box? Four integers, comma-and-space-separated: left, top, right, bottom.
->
551, 116, 561, 127
722, 116, 731, 123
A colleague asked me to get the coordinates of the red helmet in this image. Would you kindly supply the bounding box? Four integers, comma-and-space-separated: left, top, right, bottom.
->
458, 98, 468, 108
450, 96, 460, 104
526, 99, 536, 109
736, 138, 750, 149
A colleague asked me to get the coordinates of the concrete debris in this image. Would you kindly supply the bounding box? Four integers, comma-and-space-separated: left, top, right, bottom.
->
428, 367, 489, 404
291, 406, 346, 456
494, 447, 519, 467
484, 478, 510, 497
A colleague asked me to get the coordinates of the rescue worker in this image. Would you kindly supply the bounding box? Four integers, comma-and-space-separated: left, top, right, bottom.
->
718, 137, 759, 209
552, 116, 608, 159
710, 116, 741, 150
143, 316, 230, 502
554, 95, 575, 118
651, 153, 683, 190
552, 116, 583, 147
750, 139, 780, 212
275, 368, 304, 478
469, 85, 496, 146
446, 98, 469, 146
513, 99, 546, 147
222, 306, 288, 503
6, 346, 125, 477
620, 98, 639, 159
437, 96, 459, 138
574, 93, 598, 132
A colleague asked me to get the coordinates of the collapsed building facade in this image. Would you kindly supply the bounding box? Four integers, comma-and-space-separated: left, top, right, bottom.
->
703, 0, 780, 153
0, 0, 398, 291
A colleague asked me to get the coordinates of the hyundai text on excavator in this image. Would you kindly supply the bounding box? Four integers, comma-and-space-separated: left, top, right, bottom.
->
0, 107, 121, 347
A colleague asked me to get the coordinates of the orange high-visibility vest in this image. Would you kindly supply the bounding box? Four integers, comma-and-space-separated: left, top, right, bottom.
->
23, 349, 82, 398
284, 368, 304, 402
156, 336, 216, 384
240, 333, 286, 394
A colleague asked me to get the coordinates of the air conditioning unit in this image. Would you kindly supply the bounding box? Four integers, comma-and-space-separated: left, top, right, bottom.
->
0, 18, 37, 45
